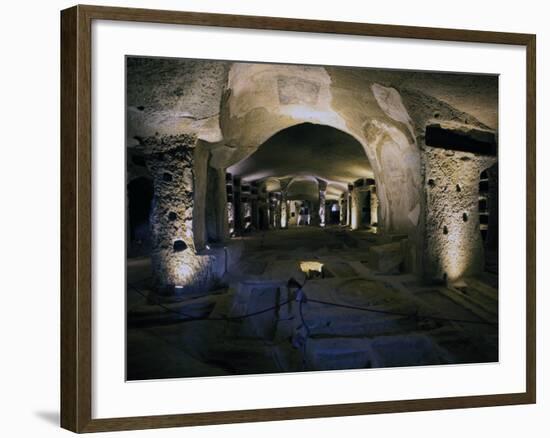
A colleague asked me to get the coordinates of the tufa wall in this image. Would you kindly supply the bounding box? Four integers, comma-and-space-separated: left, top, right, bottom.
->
143, 134, 220, 295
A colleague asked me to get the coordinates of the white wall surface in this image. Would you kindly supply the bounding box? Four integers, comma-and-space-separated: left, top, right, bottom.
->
0, 0, 546, 436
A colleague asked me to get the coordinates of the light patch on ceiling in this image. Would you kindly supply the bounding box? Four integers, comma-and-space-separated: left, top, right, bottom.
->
228, 123, 372, 188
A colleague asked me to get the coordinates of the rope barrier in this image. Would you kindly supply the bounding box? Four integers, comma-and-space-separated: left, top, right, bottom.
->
306, 297, 497, 326
129, 282, 291, 322
128, 277, 497, 327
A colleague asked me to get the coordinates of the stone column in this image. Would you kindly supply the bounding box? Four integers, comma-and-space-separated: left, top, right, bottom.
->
257, 184, 268, 230
250, 198, 259, 231
346, 184, 352, 227
351, 179, 374, 229
268, 192, 279, 229
316, 179, 327, 227
365, 179, 379, 227
318, 190, 326, 227
280, 192, 289, 229
350, 190, 359, 230
240, 184, 251, 232
267, 193, 273, 228
422, 147, 495, 282
310, 201, 320, 226
192, 143, 209, 251
144, 134, 217, 296
225, 173, 235, 235
486, 164, 498, 251
370, 188, 379, 226
233, 177, 243, 234
306, 201, 312, 225
339, 194, 346, 226
242, 199, 252, 231
250, 182, 260, 231
274, 193, 282, 229
420, 122, 498, 282
350, 181, 363, 230
218, 169, 230, 240
205, 165, 229, 243
288, 201, 297, 226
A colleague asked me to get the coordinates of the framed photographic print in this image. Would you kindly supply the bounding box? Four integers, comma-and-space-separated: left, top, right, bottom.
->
60, 4, 536, 433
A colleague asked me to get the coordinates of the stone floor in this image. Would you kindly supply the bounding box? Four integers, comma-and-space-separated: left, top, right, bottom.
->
126, 227, 498, 380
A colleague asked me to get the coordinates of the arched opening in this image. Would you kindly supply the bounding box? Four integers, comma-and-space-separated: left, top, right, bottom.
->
127, 176, 153, 257
328, 201, 340, 225
225, 122, 372, 232
362, 190, 372, 225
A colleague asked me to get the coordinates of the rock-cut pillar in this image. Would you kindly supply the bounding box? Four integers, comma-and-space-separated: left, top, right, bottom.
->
268, 192, 280, 229
423, 147, 496, 282
366, 181, 379, 227
486, 163, 498, 251
280, 192, 289, 229
346, 184, 353, 227
144, 134, 217, 296
311, 179, 327, 227
318, 190, 326, 227
350, 184, 361, 230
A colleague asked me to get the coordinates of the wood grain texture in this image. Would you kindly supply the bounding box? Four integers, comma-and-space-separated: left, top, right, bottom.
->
60, 5, 78, 432
60, 4, 537, 433
61, 5, 93, 432
525, 34, 536, 404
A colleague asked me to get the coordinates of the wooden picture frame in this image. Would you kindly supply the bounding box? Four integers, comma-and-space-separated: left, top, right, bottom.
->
61, 4, 536, 433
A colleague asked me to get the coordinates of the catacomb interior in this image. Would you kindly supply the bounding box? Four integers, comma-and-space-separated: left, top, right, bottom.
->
126, 58, 499, 380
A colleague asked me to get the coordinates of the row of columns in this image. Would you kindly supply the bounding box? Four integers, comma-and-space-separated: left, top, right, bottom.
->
342, 178, 379, 230
226, 176, 380, 233
141, 137, 380, 296
227, 176, 269, 235
318, 180, 327, 228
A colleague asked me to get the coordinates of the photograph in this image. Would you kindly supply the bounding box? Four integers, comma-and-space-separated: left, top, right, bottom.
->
125, 57, 499, 380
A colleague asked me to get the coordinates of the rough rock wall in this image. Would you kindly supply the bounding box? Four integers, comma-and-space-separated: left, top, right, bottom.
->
423, 146, 494, 281
205, 165, 228, 243
370, 186, 379, 226
327, 70, 423, 237
143, 134, 219, 295
280, 192, 289, 229
364, 84, 422, 233
318, 180, 327, 228
350, 187, 362, 230
127, 57, 229, 144
288, 201, 299, 226
339, 194, 348, 225
191, 142, 210, 250
399, 89, 496, 280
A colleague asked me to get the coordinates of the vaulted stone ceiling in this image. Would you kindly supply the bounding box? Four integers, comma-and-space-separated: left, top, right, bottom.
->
285, 176, 320, 201
328, 67, 498, 129
227, 123, 372, 199
399, 72, 498, 129
126, 58, 498, 146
